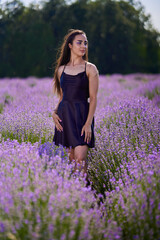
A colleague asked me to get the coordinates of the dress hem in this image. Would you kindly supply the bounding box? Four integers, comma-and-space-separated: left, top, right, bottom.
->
53, 141, 95, 149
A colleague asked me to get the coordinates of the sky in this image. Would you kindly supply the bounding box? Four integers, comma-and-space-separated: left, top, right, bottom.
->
139, 0, 160, 32
0, 0, 160, 32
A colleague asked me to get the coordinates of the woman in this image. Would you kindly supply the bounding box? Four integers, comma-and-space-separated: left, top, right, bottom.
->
52, 29, 99, 185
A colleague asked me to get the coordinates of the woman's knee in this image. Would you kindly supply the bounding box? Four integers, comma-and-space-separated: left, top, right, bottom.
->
74, 145, 88, 161
74, 152, 87, 162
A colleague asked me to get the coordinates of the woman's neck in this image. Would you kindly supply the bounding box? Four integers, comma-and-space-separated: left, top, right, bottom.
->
68, 57, 85, 67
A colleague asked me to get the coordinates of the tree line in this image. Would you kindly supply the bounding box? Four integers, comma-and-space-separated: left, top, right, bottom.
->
0, 0, 160, 78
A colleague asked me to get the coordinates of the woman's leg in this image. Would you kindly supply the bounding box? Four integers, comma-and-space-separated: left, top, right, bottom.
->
67, 145, 90, 186
73, 145, 88, 177
67, 147, 74, 163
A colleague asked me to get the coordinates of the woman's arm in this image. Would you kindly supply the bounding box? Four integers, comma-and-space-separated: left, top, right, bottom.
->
53, 90, 63, 113
53, 65, 63, 113
81, 63, 99, 143
85, 64, 99, 125
52, 66, 64, 132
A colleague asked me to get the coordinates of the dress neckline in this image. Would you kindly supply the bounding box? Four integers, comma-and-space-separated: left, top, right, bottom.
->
63, 71, 85, 76
60, 70, 88, 80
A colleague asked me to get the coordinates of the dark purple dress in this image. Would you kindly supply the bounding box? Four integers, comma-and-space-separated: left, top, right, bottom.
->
53, 62, 95, 148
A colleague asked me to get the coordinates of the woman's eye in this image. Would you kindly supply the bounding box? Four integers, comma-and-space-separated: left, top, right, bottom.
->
77, 41, 88, 45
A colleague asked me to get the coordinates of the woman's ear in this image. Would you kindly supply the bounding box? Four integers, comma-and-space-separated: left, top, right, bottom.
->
68, 43, 72, 49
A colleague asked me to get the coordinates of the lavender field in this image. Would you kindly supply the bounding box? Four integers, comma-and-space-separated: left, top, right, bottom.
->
0, 74, 160, 240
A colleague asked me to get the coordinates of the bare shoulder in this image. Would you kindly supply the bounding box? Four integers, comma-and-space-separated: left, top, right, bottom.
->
86, 61, 99, 78
57, 65, 65, 81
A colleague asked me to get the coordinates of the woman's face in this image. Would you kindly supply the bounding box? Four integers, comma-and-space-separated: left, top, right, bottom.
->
69, 34, 88, 57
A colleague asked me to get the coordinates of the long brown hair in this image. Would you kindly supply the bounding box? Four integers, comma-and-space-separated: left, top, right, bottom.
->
52, 29, 88, 97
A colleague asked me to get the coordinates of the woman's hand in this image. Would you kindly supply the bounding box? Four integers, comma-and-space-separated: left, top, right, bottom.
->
81, 123, 92, 144
52, 112, 63, 132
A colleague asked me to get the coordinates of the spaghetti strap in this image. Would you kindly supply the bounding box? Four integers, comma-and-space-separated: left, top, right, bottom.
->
85, 61, 87, 73
63, 65, 66, 73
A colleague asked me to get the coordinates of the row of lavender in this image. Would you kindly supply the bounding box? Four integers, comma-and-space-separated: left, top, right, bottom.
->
0, 74, 160, 239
